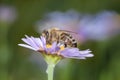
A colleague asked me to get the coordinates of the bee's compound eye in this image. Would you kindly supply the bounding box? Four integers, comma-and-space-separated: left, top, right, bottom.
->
46, 31, 49, 36
43, 30, 49, 36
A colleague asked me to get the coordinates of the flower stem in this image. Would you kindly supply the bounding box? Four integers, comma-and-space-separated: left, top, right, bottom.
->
46, 64, 55, 80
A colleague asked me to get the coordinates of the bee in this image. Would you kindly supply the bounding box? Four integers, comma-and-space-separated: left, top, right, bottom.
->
42, 28, 78, 47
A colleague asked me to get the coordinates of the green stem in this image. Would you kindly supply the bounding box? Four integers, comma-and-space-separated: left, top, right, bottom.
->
43, 54, 61, 80
46, 64, 55, 80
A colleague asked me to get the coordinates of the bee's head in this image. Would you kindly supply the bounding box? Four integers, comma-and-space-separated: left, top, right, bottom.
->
42, 30, 49, 37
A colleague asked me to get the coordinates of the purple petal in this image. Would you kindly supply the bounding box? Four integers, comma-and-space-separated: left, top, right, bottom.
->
45, 42, 60, 54
18, 44, 37, 51
23, 35, 40, 50
40, 36, 46, 45
34, 38, 44, 48
60, 48, 80, 57
79, 53, 94, 57
21, 38, 39, 50
50, 42, 60, 53
30, 36, 44, 48
19, 35, 46, 51
79, 49, 92, 54
60, 48, 94, 59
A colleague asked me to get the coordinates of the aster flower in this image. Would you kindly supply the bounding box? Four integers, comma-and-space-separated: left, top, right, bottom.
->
18, 35, 93, 59
18, 35, 94, 80
78, 11, 120, 41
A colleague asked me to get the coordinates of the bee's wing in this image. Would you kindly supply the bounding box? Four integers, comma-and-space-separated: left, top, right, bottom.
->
56, 30, 81, 43
68, 32, 81, 43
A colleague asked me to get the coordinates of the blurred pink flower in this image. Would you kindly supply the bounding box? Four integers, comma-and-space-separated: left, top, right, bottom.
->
0, 5, 17, 24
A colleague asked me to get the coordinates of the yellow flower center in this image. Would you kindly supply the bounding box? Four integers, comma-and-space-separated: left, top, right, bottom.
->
46, 44, 52, 48
46, 44, 65, 50
60, 45, 64, 50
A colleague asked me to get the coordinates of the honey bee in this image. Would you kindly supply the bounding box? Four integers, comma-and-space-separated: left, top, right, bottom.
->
42, 28, 78, 47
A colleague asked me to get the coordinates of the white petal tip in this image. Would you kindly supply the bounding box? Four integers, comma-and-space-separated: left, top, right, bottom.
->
87, 54, 94, 57
18, 44, 37, 51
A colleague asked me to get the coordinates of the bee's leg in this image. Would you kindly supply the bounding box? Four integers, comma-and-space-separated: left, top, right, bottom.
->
64, 43, 67, 47
72, 43, 77, 47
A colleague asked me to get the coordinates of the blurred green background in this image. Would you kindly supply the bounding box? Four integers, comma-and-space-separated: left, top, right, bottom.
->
0, 0, 120, 80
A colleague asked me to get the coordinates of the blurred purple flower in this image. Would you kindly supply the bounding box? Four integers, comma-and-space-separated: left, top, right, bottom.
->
78, 11, 120, 40
18, 35, 94, 59
0, 5, 17, 23
36, 10, 120, 42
